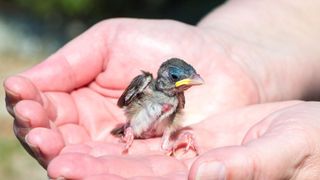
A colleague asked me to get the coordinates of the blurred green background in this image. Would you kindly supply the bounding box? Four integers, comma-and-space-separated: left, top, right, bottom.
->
0, 0, 225, 179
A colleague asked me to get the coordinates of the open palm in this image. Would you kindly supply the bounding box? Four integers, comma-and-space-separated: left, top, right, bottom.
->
5, 18, 259, 179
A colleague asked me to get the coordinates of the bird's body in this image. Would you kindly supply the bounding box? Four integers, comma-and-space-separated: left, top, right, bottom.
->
123, 80, 180, 138
111, 58, 203, 154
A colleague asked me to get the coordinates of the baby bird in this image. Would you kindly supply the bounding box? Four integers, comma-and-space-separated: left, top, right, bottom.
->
111, 58, 204, 154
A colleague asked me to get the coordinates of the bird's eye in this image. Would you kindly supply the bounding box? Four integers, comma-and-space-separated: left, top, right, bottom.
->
171, 74, 179, 80
168, 67, 182, 81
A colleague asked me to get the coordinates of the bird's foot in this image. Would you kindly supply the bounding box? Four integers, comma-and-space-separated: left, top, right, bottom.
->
170, 131, 199, 157
121, 127, 134, 154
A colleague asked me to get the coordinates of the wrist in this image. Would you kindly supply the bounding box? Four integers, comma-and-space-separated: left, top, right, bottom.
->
197, 0, 320, 102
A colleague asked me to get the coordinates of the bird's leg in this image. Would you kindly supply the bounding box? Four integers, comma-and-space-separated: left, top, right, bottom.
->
121, 127, 134, 153
161, 127, 174, 156
172, 131, 199, 156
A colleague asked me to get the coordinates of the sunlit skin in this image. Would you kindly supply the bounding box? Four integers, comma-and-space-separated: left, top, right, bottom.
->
4, 0, 320, 179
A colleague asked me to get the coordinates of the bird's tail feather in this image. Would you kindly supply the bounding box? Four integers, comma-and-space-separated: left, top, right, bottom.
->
110, 124, 126, 137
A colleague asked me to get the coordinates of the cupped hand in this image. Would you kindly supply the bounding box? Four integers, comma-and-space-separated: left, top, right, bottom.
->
46, 99, 320, 179
189, 101, 320, 179
44, 100, 317, 179
4, 18, 259, 178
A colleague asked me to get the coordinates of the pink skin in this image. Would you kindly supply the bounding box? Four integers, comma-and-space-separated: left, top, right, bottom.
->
167, 131, 199, 157
122, 127, 134, 154
178, 132, 198, 155
4, 0, 320, 179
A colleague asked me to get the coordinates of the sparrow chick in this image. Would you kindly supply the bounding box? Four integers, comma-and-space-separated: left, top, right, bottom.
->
111, 58, 204, 155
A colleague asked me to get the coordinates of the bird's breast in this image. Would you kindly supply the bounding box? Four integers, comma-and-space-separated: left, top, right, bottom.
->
126, 91, 179, 138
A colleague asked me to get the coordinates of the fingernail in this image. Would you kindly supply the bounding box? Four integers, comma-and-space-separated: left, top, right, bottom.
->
6, 90, 20, 116
14, 108, 31, 128
48, 177, 65, 180
25, 134, 39, 153
5, 88, 20, 98
24, 134, 46, 166
196, 161, 226, 180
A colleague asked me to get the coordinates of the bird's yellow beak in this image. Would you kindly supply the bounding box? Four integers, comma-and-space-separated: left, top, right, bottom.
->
175, 74, 204, 87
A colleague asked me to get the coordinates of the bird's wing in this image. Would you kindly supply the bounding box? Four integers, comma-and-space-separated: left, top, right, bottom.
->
117, 71, 153, 107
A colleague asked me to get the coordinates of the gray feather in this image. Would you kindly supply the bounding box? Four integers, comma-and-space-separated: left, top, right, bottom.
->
117, 71, 153, 107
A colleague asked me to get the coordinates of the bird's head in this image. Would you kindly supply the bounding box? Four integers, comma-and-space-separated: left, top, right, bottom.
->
155, 58, 204, 95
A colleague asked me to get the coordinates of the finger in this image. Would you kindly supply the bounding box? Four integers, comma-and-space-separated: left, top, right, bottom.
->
85, 174, 158, 180
84, 174, 125, 180
87, 140, 162, 157
241, 102, 317, 144
13, 99, 52, 151
60, 144, 92, 154
20, 21, 111, 92
4, 76, 43, 116
83, 173, 186, 180
189, 147, 250, 180
60, 140, 163, 158
58, 124, 91, 145
59, 142, 133, 157
4, 76, 56, 120
14, 100, 50, 130
48, 154, 186, 179
189, 133, 310, 180
189, 107, 315, 179
26, 127, 64, 167
190, 100, 303, 151
59, 138, 164, 158
43, 92, 78, 126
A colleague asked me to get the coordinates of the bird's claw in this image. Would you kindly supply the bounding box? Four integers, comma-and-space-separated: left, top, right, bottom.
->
170, 131, 199, 156
121, 127, 134, 154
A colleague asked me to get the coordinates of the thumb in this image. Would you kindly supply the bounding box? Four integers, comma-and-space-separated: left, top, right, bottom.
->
189, 120, 312, 179
189, 146, 254, 180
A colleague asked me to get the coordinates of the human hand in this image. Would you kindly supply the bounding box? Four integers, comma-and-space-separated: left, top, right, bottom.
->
189, 101, 320, 179
5, 0, 320, 179
4, 18, 258, 173
47, 100, 320, 179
